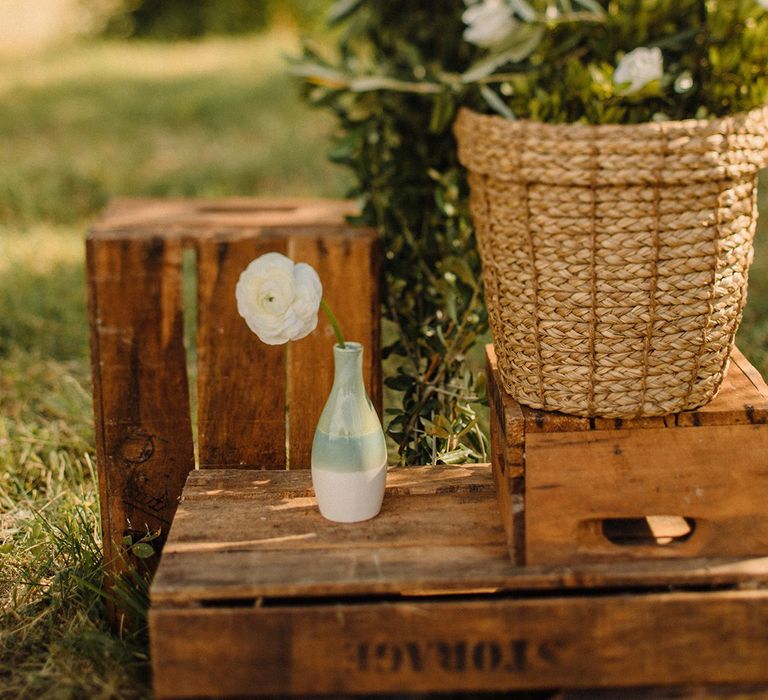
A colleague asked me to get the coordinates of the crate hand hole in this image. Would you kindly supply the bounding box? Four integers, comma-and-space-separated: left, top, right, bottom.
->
580, 516, 697, 547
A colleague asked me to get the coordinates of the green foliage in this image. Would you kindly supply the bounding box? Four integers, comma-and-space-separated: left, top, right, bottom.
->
297, 0, 768, 463
298, 1, 490, 464
485, 0, 768, 123
101, 0, 331, 38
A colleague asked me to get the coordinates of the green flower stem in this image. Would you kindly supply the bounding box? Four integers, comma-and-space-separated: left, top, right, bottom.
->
320, 299, 346, 348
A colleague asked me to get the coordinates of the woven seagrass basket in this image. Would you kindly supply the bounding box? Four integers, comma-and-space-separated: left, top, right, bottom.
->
455, 106, 768, 417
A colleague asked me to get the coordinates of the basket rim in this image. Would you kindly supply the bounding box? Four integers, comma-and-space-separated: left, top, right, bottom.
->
454, 105, 768, 185
455, 104, 768, 137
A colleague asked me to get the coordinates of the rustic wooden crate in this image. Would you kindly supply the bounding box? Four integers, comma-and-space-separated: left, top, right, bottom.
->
149, 464, 768, 698
86, 198, 381, 576
487, 344, 768, 567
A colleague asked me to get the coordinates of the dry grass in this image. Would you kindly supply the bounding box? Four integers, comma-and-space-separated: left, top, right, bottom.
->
0, 30, 347, 699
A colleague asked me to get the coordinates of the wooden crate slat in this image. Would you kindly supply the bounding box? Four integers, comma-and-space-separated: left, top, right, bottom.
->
487, 348, 525, 563
150, 466, 768, 607
525, 423, 768, 565
91, 198, 358, 240
287, 229, 381, 469
181, 463, 489, 497
731, 348, 768, 398
196, 236, 287, 469
150, 464, 768, 696
86, 235, 194, 568
150, 590, 768, 697
487, 344, 768, 566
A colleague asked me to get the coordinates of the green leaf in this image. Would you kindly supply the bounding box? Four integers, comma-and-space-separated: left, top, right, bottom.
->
327, 0, 365, 26
462, 25, 545, 83
438, 446, 473, 465
429, 92, 457, 133
0, 543, 13, 555
131, 542, 156, 560
480, 85, 516, 119
573, 0, 605, 15
348, 76, 442, 94
289, 63, 348, 88
385, 374, 413, 391
509, 0, 537, 22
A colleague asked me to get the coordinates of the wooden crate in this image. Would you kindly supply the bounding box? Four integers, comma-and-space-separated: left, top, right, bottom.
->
487, 345, 768, 567
149, 465, 768, 698
87, 198, 381, 575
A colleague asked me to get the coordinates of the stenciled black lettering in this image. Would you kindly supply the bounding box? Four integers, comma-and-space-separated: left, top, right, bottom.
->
356, 643, 369, 672
537, 640, 561, 665
373, 643, 403, 673
405, 642, 423, 673
355, 638, 533, 675
472, 641, 502, 671
504, 639, 528, 671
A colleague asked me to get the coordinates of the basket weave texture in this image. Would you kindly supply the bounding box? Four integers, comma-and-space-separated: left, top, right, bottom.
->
455, 106, 768, 417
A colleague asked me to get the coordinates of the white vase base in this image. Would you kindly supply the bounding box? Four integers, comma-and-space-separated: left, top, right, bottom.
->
311, 463, 387, 523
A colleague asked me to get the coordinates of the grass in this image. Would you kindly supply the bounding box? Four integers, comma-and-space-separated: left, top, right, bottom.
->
0, 27, 767, 700
0, 31, 348, 699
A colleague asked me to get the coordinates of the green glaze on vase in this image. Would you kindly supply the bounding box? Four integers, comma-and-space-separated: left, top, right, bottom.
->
311, 342, 387, 522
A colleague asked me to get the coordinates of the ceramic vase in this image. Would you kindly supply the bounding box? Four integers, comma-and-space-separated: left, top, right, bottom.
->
311, 342, 387, 522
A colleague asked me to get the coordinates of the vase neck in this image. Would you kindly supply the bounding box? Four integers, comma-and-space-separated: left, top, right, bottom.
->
332, 342, 364, 389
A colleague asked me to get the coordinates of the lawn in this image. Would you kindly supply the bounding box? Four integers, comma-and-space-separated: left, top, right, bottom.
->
1, 29, 767, 700
0, 31, 348, 699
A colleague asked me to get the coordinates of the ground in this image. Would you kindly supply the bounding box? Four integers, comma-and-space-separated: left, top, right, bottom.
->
0, 29, 766, 700
0, 31, 347, 699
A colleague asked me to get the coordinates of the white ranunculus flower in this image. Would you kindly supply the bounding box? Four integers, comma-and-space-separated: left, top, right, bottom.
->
236, 252, 322, 345
462, 0, 517, 48
614, 46, 664, 94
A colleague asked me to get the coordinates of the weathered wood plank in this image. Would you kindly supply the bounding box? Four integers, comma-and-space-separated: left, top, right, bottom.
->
86, 235, 194, 572
196, 235, 287, 469
559, 684, 768, 699
487, 346, 525, 563
150, 590, 768, 697
91, 197, 359, 240
287, 229, 381, 469
525, 423, 768, 565
180, 464, 493, 499
150, 466, 768, 607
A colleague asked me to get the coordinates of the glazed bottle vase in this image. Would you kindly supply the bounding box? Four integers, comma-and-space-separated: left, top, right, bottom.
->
311, 342, 387, 523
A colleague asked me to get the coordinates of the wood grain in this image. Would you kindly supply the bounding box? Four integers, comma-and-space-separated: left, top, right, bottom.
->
525, 423, 768, 565
287, 229, 381, 468
150, 466, 768, 606
150, 589, 768, 697
487, 347, 525, 563
149, 465, 768, 696
86, 235, 194, 572
196, 235, 288, 469
92, 197, 359, 240
486, 344, 768, 566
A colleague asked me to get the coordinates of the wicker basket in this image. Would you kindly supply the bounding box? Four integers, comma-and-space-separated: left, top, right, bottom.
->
455, 106, 768, 417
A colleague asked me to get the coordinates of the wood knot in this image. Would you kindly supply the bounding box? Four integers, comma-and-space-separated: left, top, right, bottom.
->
120, 430, 155, 464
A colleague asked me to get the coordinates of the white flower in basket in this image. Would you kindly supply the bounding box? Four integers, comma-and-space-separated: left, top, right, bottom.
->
614, 46, 664, 94
462, 0, 518, 48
